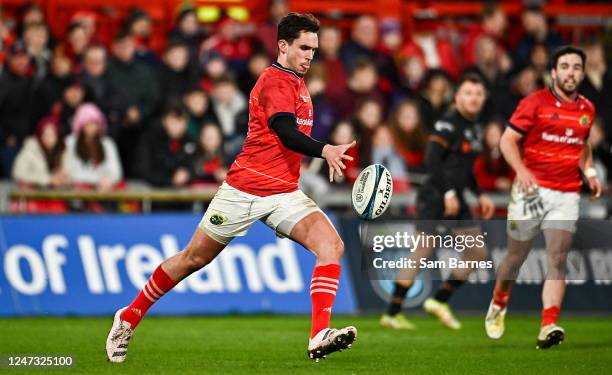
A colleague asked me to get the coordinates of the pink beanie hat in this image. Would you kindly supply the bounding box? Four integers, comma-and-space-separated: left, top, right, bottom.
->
72, 102, 107, 135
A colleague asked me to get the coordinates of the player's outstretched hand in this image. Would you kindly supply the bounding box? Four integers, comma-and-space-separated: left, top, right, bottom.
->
587, 176, 602, 200
478, 194, 495, 220
322, 141, 356, 182
515, 167, 537, 194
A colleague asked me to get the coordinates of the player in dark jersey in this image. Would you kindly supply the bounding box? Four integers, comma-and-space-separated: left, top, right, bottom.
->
106, 13, 357, 363
485, 46, 600, 349
381, 74, 495, 330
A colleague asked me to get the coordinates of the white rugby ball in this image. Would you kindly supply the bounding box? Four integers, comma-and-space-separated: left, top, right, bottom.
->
352, 164, 393, 220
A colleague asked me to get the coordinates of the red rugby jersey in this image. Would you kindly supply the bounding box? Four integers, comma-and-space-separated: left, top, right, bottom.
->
509, 88, 596, 192
225, 62, 314, 196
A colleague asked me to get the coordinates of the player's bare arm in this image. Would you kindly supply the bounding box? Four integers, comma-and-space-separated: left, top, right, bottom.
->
580, 142, 602, 199
500, 127, 536, 193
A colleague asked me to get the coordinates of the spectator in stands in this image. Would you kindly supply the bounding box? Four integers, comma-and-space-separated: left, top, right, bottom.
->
306, 63, 337, 143
496, 65, 540, 121
529, 43, 551, 86
352, 98, 384, 167
418, 69, 454, 132
513, 5, 564, 69
581, 40, 612, 139
17, 2, 45, 36
80, 45, 114, 115
12, 115, 68, 188
467, 35, 508, 89
169, 6, 203, 66
32, 49, 73, 125
372, 125, 409, 191
473, 118, 513, 192
389, 99, 428, 174
64, 102, 122, 190
0, 41, 32, 177
209, 73, 247, 158
158, 39, 199, 102
398, 19, 461, 79
183, 86, 218, 139
0, 7, 17, 72
23, 21, 50, 86
136, 103, 195, 188
315, 25, 347, 99
392, 55, 426, 103
200, 53, 228, 93
201, 17, 257, 74
462, 3, 509, 69
257, 0, 288, 59
191, 122, 226, 184
341, 14, 396, 85
63, 22, 90, 68
589, 117, 612, 188
56, 77, 88, 137
379, 19, 403, 57
124, 8, 158, 67
107, 30, 159, 177
334, 57, 385, 118
341, 15, 379, 73
323, 120, 360, 185
237, 52, 270, 97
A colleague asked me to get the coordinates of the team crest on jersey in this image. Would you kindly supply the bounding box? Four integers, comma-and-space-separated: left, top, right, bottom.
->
209, 212, 228, 225
579, 114, 590, 126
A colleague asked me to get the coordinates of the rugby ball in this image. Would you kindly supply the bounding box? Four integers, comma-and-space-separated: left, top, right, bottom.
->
352, 164, 393, 220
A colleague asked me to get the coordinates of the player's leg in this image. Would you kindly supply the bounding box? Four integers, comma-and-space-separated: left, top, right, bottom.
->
381, 244, 434, 330
107, 182, 263, 362
485, 236, 532, 339
487, 184, 540, 339
422, 225, 487, 330
264, 190, 356, 360
536, 228, 573, 349
106, 228, 227, 362
289, 211, 357, 359
536, 189, 579, 349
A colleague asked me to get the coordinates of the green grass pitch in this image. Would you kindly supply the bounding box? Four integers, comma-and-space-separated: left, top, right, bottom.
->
1, 315, 610, 374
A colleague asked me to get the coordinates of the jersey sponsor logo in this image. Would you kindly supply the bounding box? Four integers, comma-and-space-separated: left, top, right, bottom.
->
296, 117, 313, 126
541, 131, 584, 145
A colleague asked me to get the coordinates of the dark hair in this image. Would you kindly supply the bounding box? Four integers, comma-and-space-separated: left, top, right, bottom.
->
349, 56, 376, 76
550, 45, 586, 70
482, 3, 501, 19
277, 12, 320, 44
162, 101, 188, 119
457, 72, 486, 88
76, 131, 105, 164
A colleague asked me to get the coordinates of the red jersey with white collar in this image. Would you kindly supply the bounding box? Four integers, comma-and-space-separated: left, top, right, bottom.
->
225, 62, 314, 196
509, 88, 596, 192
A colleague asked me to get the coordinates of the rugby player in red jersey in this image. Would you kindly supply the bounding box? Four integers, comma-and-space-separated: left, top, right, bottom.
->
485, 46, 601, 349
106, 13, 357, 363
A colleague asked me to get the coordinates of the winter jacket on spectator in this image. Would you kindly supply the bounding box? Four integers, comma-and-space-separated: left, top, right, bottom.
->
106, 57, 159, 125
12, 116, 68, 187
0, 63, 32, 144
136, 124, 196, 187
64, 103, 122, 186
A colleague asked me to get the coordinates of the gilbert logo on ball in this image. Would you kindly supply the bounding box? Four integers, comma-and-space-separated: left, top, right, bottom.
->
352, 164, 393, 220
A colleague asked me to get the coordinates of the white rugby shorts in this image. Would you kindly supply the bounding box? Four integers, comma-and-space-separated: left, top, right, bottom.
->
200, 182, 323, 244
507, 182, 580, 241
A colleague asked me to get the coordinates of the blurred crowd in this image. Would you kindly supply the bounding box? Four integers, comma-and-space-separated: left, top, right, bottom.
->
1, 1, 611, 210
